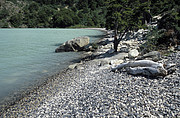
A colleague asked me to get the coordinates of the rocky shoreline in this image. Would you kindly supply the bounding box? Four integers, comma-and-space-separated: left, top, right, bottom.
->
1, 28, 180, 117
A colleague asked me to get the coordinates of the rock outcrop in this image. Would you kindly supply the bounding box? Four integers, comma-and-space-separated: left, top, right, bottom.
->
55, 37, 90, 52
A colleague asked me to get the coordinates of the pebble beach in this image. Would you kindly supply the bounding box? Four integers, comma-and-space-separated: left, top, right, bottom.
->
0, 29, 180, 117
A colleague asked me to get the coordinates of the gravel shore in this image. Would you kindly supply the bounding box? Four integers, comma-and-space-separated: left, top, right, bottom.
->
1, 50, 180, 117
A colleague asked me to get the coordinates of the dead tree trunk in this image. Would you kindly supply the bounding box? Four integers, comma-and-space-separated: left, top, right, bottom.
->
112, 60, 167, 76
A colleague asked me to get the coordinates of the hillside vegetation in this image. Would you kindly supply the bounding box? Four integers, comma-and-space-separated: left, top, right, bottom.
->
0, 0, 179, 32
0, 0, 107, 28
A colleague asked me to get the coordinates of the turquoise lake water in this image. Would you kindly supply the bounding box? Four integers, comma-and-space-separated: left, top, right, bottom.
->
0, 29, 104, 103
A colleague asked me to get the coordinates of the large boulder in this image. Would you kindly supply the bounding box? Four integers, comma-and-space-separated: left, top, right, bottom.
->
128, 49, 139, 58
55, 36, 90, 52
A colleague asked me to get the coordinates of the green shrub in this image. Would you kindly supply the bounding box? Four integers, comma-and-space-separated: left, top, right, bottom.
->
7, 0, 17, 4
0, 8, 9, 19
140, 28, 166, 53
91, 43, 98, 49
9, 14, 23, 27
0, 20, 9, 28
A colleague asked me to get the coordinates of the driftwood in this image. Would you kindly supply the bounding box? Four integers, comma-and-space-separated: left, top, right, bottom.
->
112, 60, 168, 76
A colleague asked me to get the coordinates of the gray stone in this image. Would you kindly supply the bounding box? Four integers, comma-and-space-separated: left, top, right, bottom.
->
103, 43, 113, 49
121, 41, 133, 47
109, 53, 128, 60
68, 63, 79, 69
137, 51, 161, 61
128, 49, 139, 58
76, 66, 85, 70
119, 45, 129, 53
84, 45, 93, 51
110, 59, 124, 65
55, 37, 89, 52
107, 49, 115, 54
99, 64, 111, 70
99, 60, 110, 66
176, 45, 180, 51
101, 39, 110, 45
84, 51, 93, 56
97, 49, 109, 53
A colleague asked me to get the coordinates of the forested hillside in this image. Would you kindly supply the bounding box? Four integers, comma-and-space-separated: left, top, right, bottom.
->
0, 0, 107, 28
0, 0, 179, 29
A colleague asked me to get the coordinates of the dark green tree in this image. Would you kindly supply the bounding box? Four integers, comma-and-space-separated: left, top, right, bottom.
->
28, 2, 40, 12
53, 8, 78, 27
0, 8, 9, 19
106, 0, 150, 52
9, 13, 23, 27
0, 20, 9, 28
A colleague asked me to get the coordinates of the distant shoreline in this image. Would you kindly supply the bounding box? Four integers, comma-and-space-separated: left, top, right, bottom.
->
79, 28, 107, 33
